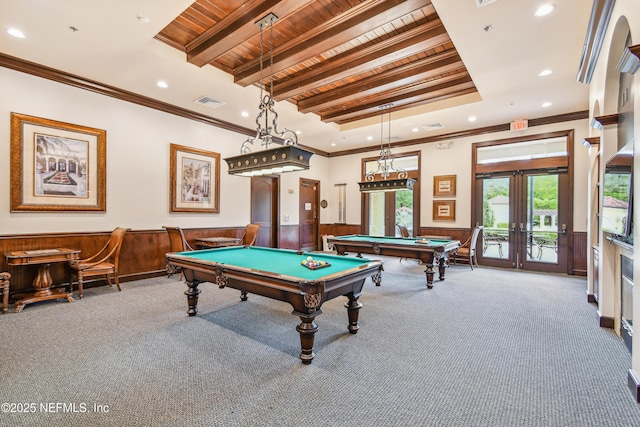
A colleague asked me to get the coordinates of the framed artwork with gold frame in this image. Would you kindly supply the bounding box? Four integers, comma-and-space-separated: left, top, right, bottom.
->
433, 174, 456, 197
170, 143, 220, 213
433, 200, 456, 221
10, 113, 106, 212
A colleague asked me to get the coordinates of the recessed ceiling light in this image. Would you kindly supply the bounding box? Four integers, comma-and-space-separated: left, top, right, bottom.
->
367, 136, 373, 141
468, 116, 477, 122
541, 101, 552, 108
137, 15, 150, 24
534, 4, 555, 17
331, 143, 336, 146
295, 130, 302, 135
156, 80, 168, 88
241, 111, 250, 117
412, 128, 419, 132
7, 28, 26, 38
538, 69, 553, 76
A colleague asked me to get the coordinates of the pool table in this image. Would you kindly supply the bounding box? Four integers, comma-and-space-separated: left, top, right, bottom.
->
327, 235, 460, 288
166, 246, 383, 364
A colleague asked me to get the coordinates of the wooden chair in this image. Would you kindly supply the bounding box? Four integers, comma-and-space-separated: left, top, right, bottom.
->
454, 225, 483, 269
69, 227, 130, 299
397, 224, 411, 238
0, 272, 10, 314
242, 224, 261, 246
163, 226, 194, 278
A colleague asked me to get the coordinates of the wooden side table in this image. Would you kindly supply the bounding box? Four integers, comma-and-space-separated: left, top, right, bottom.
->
195, 237, 241, 249
0, 272, 10, 314
5, 248, 80, 313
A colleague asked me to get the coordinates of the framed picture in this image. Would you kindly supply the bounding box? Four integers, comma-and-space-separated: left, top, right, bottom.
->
170, 143, 220, 213
434, 174, 456, 197
10, 113, 106, 212
433, 200, 455, 221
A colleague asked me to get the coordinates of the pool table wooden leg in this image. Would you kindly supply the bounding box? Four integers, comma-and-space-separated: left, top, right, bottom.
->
438, 257, 447, 281
424, 266, 435, 289
345, 292, 363, 334
296, 313, 319, 364
184, 280, 201, 316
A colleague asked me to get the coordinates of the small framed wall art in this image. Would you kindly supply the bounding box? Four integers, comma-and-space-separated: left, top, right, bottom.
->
433, 174, 456, 197
170, 143, 220, 213
433, 200, 456, 221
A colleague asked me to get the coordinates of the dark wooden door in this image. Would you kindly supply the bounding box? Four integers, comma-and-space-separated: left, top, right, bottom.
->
251, 176, 279, 247
299, 178, 320, 251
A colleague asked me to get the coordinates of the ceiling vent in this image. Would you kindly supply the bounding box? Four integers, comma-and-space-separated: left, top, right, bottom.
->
475, 0, 498, 7
195, 96, 225, 109
421, 123, 444, 132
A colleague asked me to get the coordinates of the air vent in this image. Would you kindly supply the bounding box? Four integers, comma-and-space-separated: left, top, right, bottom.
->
195, 96, 225, 109
384, 136, 402, 142
475, 0, 498, 7
421, 123, 444, 131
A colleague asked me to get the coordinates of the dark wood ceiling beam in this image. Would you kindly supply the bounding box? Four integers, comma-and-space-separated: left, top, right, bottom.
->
331, 87, 478, 125
186, 0, 315, 67
233, 0, 428, 86
272, 20, 448, 100
296, 51, 463, 113
322, 73, 472, 116
321, 75, 474, 123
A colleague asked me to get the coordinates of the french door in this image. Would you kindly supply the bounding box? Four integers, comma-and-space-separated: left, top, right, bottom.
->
475, 169, 569, 273
365, 188, 415, 237
473, 131, 574, 274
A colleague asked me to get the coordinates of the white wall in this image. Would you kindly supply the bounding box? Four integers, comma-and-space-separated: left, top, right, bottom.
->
325, 121, 590, 231
0, 63, 590, 237
585, 0, 640, 390
0, 66, 278, 233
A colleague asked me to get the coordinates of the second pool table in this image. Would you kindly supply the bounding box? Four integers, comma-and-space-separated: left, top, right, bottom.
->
328, 235, 460, 288
166, 246, 383, 364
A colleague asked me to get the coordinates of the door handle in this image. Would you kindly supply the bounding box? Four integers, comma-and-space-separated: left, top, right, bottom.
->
561, 224, 567, 235
519, 223, 526, 232
509, 223, 516, 232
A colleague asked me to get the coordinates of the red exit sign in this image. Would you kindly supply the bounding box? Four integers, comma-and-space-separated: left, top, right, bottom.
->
510, 119, 528, 131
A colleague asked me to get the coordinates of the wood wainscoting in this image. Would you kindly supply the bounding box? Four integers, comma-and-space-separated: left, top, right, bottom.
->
572, 231, 587, 276
0, 227, 245, 298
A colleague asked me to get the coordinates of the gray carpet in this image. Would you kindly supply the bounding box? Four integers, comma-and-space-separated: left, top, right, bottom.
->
1, 256, 639, 427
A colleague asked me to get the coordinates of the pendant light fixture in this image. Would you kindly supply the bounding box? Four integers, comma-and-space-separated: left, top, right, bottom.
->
358, 106, 416, 192
224, 13, 313, 177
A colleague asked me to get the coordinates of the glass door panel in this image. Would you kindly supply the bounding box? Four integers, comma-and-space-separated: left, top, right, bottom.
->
367, 189, 414, 237
395, 189, 414, 236
368, 192, 385, 236
481, 177, 510, 261
524, 174, 558, 264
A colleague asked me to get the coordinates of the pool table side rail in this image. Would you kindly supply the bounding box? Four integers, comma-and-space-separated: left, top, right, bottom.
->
328, 235, 460, 252
166, 252, 383, 291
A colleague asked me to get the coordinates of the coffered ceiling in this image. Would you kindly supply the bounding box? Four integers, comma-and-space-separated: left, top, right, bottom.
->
0, 0, 592, 153
155, 0, 476, 126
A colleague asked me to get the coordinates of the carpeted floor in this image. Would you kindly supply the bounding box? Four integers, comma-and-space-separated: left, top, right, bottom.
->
1, 256, 639, 427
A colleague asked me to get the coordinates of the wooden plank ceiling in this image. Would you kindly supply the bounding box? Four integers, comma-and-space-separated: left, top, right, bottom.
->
155, 0, 477, 125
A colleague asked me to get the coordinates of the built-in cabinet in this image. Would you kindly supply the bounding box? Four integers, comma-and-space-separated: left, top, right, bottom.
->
592, 246, 599, 303
621, 251, 633, 352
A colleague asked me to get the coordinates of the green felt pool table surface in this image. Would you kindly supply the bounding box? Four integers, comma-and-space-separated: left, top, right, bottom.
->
174, 245, 374, 281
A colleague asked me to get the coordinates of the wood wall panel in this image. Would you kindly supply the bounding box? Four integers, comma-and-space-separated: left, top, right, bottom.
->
279, 225, 300, 250
418, 227, 471, 243
572, 231, 587, 276
0, 227, 245, 298
320, 223, 362, 236
1, 226, 586, 303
